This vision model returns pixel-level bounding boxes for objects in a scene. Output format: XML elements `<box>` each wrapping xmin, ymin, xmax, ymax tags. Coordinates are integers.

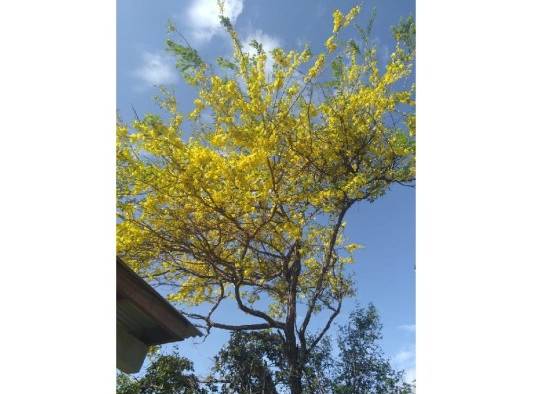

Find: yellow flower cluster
<box><xmin>332</xmin><ymin>9</ymin><xmax>343</xmax><ymax>33</ymax></box>
<box><xmin>343</xmin><ymin>6</ymin><xmax>361</xmax><ymax>27</ymax></box>
<box><xmin>325</xmin><ymin>35</ymin><xmax>337</xmax><ymax>53</ymax></box>
<box><xmin>304</xmin><ymin>54</ymin><xmax>325</xmax><ymax>82</ymax></box>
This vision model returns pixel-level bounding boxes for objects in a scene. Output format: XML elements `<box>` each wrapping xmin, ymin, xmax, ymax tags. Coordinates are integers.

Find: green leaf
<box><xmin>217</xmin><ymin>56</ymin><xmax>238</xmax><ymax>71</ymax></box>
<box><xmin>165</xmin><ymin>39</ymin><xmax>204</xmax><ymax>74</ymax></box>
<box><xmin>392</xmin><ymin>15</ymin><xmax>416</xmax><ymax>54</ymax></box>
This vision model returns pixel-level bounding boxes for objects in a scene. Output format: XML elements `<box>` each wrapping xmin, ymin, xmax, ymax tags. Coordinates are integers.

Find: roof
<box><xmin>117</xmin><ymin>257</ymin><xmax>201</xmax><ymax>342</ymax></box>
<box><xmin>117</xmin><ymin>257</ymin><xmax>201</xmax><ymax>372</ymax></box>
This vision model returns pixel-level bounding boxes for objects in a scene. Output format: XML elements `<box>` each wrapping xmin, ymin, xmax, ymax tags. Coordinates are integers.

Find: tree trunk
<box><xmin>285</xmin><ymin>321</ymin><xmax>302</xmax><ymax>394</ymax></box>
<box><xmin>288</xmin><ymin>372</ymin><xmax>303</xmax><ymax>394</ymax></box>
<box><xmin>286</xmin><ymin>345</ymin><xmax>303</xmax><ymax>394</ymax></box>
<box><xmin>286</xmin><ymin>242</ymin><xmax>303</xmax><ymax>394</ymax></box>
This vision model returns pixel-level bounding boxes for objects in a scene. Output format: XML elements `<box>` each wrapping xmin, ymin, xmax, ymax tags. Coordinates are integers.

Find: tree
<box><xmin>209</xmin><ymin>331</ymin><xmax>283</xmax><ymax>393</ymax></box>
<box><xmin>334</xmin><ymin>305</ymin><xmax>413</xmax><ymax>394</ymax></box>
<box><xmin>209</xmin><ymin>331</ymin><xmax>334</xmax><ymax>393</ymax></box>
<box><xmin>116</xmin><ymin>349</ymin><xmax>206</xmax><ymax>394</ymax></box>
<box><xmin>117</xmin><ymin>4</ymin><xmax>415</xmax><ymax>393</ymax></box>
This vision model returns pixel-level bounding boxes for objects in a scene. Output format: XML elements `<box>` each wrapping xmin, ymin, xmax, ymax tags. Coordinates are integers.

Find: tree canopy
<box><xmin>117</xmin><ymin>4</ymin><xmax>415</xmax><ymax>393</ymax></box>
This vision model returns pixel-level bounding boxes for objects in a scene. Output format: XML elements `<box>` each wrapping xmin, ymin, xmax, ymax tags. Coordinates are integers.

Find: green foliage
<box><xmin>117</xmin><ymin>373</ymin><xmax>142</xmax><ymax>394</ymax></box>
<box><xmin>216</xmin><ymin>57</ymin><xmax>238</xmax><ymax>71</ymax></box>
<box><xmin>331</xmin><ymin>56</ymin><xmax>345</xmax><ymax>81</ymax></box>
<box><xmin>301</xmin><ymin>335</ymin><xmax>336</xmax><ymax>394</ymax></box>
<box><xmin>208</xmin><ymin>331</ymin><xmax>335</xmax><ymax>393</ymax></box>
<box><xmin>165</xmin><ymin>39</ymin><xmax>204</xmax><ymax>76</ymax></box>
<box><xmin>334</xmin><ymin>305</ymin><xmax>414</xmax><ymax>394</ymax></box>
<box><xmin>249</xmin><ymin>39</ymin><xmax>264</xmax><ymax>55</ymax></box>
<box><xmin>210</xmin><ymin>331</ymin><xmax>284</xmax><ymax>393</ymax></box>
<box><xmin>346</xmin><ymin>39</ymin><xmax>361</xmax><ymax>57</ymax></box>
<box><xmin>117</xmin><ymin>349</ymin><xmax>206</xmax><ymax>394</ymax></box>
<box><xmin>208</xmin><ymin>305</ymin><xmax>413</xmax><ymax>394</ymax></box>
<box><xmin>392</xmin><ymin>16</ymin><xmax>416</xmax><ymax>54</ymax></box>
<box><xmin>354</xmin><ymin>7</ymin><xmax>377</xmax><ymax>49</ymax></box>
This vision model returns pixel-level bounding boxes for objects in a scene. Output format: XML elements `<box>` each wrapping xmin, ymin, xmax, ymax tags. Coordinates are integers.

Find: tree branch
<box><xmin>234</xmin><ymin>283</ymin><xmax>285</xmax><ymax>329</ymax></box>
<box><xmin>300</xmin><ymin>202</ymin><xmax>352</xmax><ymax>337</ymax></box>
<box><xmin>183</xmin><ymin>312</ymin><xmax>274</xmax><ymax>332</ymax></box>
<box><xmin>308</xmin><ymin>298</ymin><xmax>342</xmax><ymax>353</ymax></box>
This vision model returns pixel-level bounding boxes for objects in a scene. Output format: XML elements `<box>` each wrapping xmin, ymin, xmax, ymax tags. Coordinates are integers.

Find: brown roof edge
<box><xmin>117</xmin><ymin>256</ymin><xmax>202</xmax><ymax>340</ymax></box>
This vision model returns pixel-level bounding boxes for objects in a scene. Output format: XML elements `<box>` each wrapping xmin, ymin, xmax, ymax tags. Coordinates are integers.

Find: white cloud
<box><xmin>392</xmin><ymin>344</ymin><xmax>416</xmax><ymax>385</ymax></box>
<box><xmin>187</xmin><ymin>0</ymin><xmax>243</xmax><ymax>43</ymax></box>
<box><xmin>393</xmin><ymin>349</ymin><xmax>415</xmax><ymax>364</ymax></box>
<box><xmin>134</xmin><ymin>52</ymin><xmax>178</xmax><ymax>86</ymax></box>
<box><xmin>398</xmin><ymin>324</ymin><xmax>416</xmax><ymax>333</ymax></box>
<box><xmin>404</xmin><ymin>367</ymin><xmax>416</xmax><ymax>384</ymax></box>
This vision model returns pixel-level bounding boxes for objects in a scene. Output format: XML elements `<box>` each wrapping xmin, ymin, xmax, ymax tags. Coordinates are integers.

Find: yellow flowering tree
<box><xmin>117</xmin><ymin>4</ymin><xmax>415</xmax><ymax>393</ymax></box>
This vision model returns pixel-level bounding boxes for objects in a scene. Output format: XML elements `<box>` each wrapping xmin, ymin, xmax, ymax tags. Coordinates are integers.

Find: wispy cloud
<box><xmin>186</xmin><ymin>0</ymin><xmax>244</xmax><ymax>44</ymax></box>
<box><xmin>404</xmin><ymin>367</ymin><xmax>416</xmax><ymax>384</ymax></box>
<box><xmin>398</xmin><ymin>324</ymin><xmax>416</xmax><ymax>333</ymax></box>
<box><xmin>185</xmin><ymin>1</ymin><xmax>280</xmax><ymax>76</ymax></box>
<box><xmin>393</xmin><ymin>348</ymin><xmax>415</xmax><ymax>364</ymax></box>
<box><xmin>134</xmin><ymin>51</ymin><xmax>178</xmax><ymax>86</ymax></box>
<box><xmin>392</xmin><ymin>344</ymin><xmax>416</xmax><ymax>384</ymax></box>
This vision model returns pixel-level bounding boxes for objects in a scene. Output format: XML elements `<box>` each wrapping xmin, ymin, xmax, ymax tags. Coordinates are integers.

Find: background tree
<box><xmin>334</xmin><ymin>304</ymin><xmax>413</xmax><ymax>394</ymax></box>
<box><xmin>117</xmin><ymin>372</ymin><xmax>142</xmax><ymax>394</ymax></box>
<box><xmin>209</xmin><ymin>331</ymin><xmax>334</xmax><ymax>393</ymax></box>
<box><xmin>209</xmin><ymin>331</ymin><xmax>283</xmax><ymax>393</ymax></box>
<box><xmin>116</xmin><ymin>349</ymin><xmax>206</xmax><ymax>394</ymax></box>
<box><xmin>117</xmin><ymin>4</ymin><xmax>415</xmax><ymax>393</ymax></box>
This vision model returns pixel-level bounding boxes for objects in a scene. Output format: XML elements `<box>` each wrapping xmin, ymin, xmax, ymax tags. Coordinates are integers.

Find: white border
<box><xmin>418</xmin><ymin>0</ymin><xmax>533</xmax><ymax>392</ymax></box>
<box><xmin>0</xmin><ymin>0</ymin><xmax>116</xmax><ymax>392</ymax></box>
<box><xmin>1</xmin><ymin>0</ymin><xmax>533</xmax><ymax>392</ymax></box>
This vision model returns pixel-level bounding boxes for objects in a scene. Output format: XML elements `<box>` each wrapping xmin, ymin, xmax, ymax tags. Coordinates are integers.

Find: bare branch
<box><xmin>234</xmin><ymin>283</ymin><xmax>285</xmax><ymax>329</ymax></box>
<box><xmin>183</xmin><ymin>312</ymin><xmax>273</xmax><ymax>332</ymax></box>
<box><xmin>300</xmin><ymin>202</ymin><xmax>352</xmax><ymax>337</ymax></box>
<box><xmin>308</xmin><ymin>299</ymin><xmax>342</xmax><ymax>353</ymax></box>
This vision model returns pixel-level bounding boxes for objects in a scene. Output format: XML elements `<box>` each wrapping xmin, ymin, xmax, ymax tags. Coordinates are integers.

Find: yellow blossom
<box><xmin>332</xmin><ymin>9</ymin><xmax>343</xmax><ymax>33</ymax></box>
<box><xmin>343</xmin><ymin>6</ymin><xmax>361</xmax><ymax>27</ymax></box>
<box><xmin>325</xmin><ymin>35</ymin><xmax>337</xmax><ymax>53</ymax></box>
<box><xmin>304</xmin><ymin>54</ymin><xmax>325</xmax><ymax>82</ymax></box>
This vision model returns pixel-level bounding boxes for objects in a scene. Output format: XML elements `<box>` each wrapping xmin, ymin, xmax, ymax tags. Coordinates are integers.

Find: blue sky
<box><xmin>117</xmin><ymin>0</ymin><xmax>415</xmax><ymax>382</ymax></box>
